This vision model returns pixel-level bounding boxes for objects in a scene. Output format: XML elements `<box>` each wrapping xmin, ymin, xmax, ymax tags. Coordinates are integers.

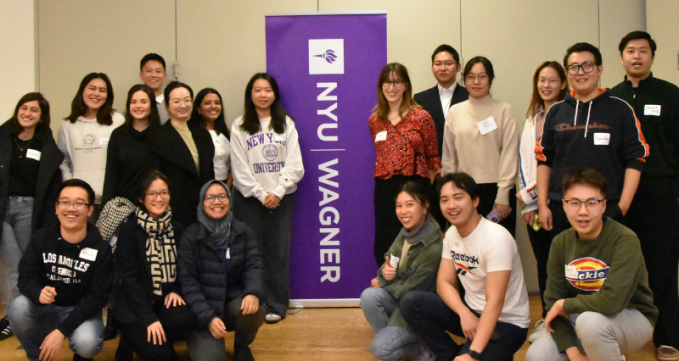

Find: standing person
<box><xmin>58</xmin><ymin>72</ymin><xmax>125</xmax><ymax>219</ymax></box>
<box><xmin>190</xmin><ymin>88</ymin><xmax>232</xmax><ymax>187</ymax></box>
<box><xmin>179</xmin><ymin>180</ymin><xmax>266</xmax><ymax>361</ymax></box>
<box><xmin>112</xmin><ymin>170</ymin><xmax>195</xmax><ymax>361</ymax></box>
<box><xmin>369</xmin><ymin>63</ymin><xmax>441</xmax><ymax>266</ymax></box>
<box><xmin>441</xmin><ymin>56</ymin><xmax>519</xmax><ymax>236</ymax></box>
<box><xmin>9</xmin><ymin>179</ymin><xmax>113</xmax><ymax>361</ymax></box>
<box><xmin>139</xmin><ymin>53</ymin><xmax>169</xmax><ymax>124</ymax></box>
<box><xmin>401</xmin><ymin>173</ymin><xmax>530</xmax><ymax>361</ymax></box>
<box><xmin>102</xmin><ymin>84</ymin><xmax>161</xmax><ymax>206</ymax></box>
<box><xmin>536</xmin><ymin>42</ymin><xmax>649</xmax><ymax>239</ymax></box>
<box><xmin>0</xmin><ymin>93</ymin><xmax>64</xmax><ymax>341</ymax></box>
<box><xmin>526</xmin><ymin>169</ymin><xmax>657</xmax><ymax>361</ymax></box>
<box><xmin>610</xmin><ymin>31</ymin><xmax>679</xmax><ymax>360</ymax></box>
<box><xmin>518</xmin><ymin>61</ymin><xmax>569</xmax><ymax>336</ymax></box>
<box><xmin>361</xmin><ymin>181</ymin><xmax>442</xmax><ymax>361</ymax></box>
<box><xmin>147</xmin><ymin>81</ymin><xmax>214</xmax><ymax>227</ymax></box>
<box><xmin>230</xmin><ymin>72</ymin><xmax>304</xmax><ymax>323</ymax></box>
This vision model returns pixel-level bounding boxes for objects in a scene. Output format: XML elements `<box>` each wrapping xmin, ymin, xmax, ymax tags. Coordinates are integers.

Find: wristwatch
<box><xmin>468</xmin><ymin>350</ymin><xmax>482</xmax><ymax>360</ymax></box>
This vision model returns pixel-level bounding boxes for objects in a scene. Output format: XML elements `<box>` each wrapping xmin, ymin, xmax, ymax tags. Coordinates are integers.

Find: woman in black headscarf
<box><xmin>179</xmin><ymin>180</ymin><xmax>266</xmax><ymax>361</ymax></box>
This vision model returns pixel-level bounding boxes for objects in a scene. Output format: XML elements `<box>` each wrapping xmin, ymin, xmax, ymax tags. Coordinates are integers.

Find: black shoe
<box><xmin>0</xmin><ymin>317</ymin><xmax>12</xmax><ymax>341</ymax></box>
<box><xmin>115</xmin><ymin>336</ymin><xmax>134</xmax><ymax>361</ymax></box>
<box><xmin>72</xmin><ymin>354</ymin><xmax>92</xmax><ymax>361</ymax></box>
<box><xmin>234</xmin><ymin>343</ymin><xmax>255</xmax><ymax>361</ymax></box>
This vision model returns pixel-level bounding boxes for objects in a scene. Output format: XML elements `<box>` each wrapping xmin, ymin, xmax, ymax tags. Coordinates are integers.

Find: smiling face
<box><xmin>140</xmin><ymin>60</ymin><xmax>166</xmax><ymax>95</ymax></box>
<box><xmin>563</xmin><ymin>184</ymin><xmax>606</xmax><ymax>240</ymax></box>
<box><xmin>141</xmin><ymin>179</ymin><xmax>170</xmax><ymax>219</ymax></box>
<box><xmin>621</xmin><ymin>38</ymin><xmax>654</xmax><ymax>81</ymax></box>
<box><xmin>167</xmin><ymin>87</ymin><xmax>193</xmax><ymax>122</ymax></box>
<box><xmin>439</xmin><ymin>181</ymin><xmax>479</xmax><ymax>232</ymax></box>
<box><xmin>537</xmin><ymin>66</ymin><xmax>567</xmax><ymax>104</ymax></box>
<box><xmin>129</xmin><ymin>90</ymin><xmax>151</xmax><ymax>121</ymax></box>
<box><xmin>203</xmin><ymin>183</ymin><xmax>230</xmax><ymax>220</ymax></box>
<box><xmin>56</xmin><ymin>186</ymin><xmax>93</xmax><ymax>232</ymax></box>
<box><xmin>17</xmin><ymin>100</ymin><xmax>41</xmax><ymax>133</ymax></box>
<box><xmin>567</xmin><ymin>51</ymin><xmax>603</xmax><ymax>97</ymax></box>
<box><xmin>251</xmin><ymin>78</ymin><xmax>275</xmax><ymax>114</ymax></box>
<box><xmin>432</xmin><ymin>51</ymin><xmax>460</xmax><ymax>88</ymax></box>
<box><xmin>198</xmin><ymin>93</ymin><xmax>222</xmax><ymax>123</ymax></box>
<box><xmin>82</xmin><ymin>78</ymin><xmax>108</xmax><ymax>115</ymax></box>
<box><xmin>465</xmin><ymin>62</ymin><xmax>490</xmax><ymax>99</ymax></box>
<box><xmin>381</xmin><ymin>71</ymin><xmax>406</xmax><ymax>105</ymax></box>
<box><xmin>395</xmin><ymin>191</ymin><xmax>429</xmax><ymax>231</ymax></box>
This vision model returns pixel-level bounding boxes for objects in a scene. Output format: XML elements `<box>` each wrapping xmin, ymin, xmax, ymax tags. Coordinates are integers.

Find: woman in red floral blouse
<box><xmin>369</xmin><ymin>63</ymin><xmax>441</xmax><ymax>266</ymax></box>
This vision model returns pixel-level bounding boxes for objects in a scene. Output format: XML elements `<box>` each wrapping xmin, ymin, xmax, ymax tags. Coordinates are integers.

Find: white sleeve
<box><xmin>273</xmin><ymin>118</ymin><xmax>305</xmax><ymax>200</ymax></box>
<box><xmin>518</xmin><ymin>118</ymin><xmax>538</xmax><ymax>211</ymax></box>
<box><xmin>441</xmin><ymin>110</ymin><xmax>458</xmax><ymax>176</ymax></box>
<box><xmin>483</xmin><ymin>228</ymin><xmax>516</xmax><ymax>273</ymax></box>
<box><xmin>230</xmin><ymin>118</ymin><xmax>268</xmax><ymax>203</ymax></box>
<box><xmin>441</xmin><ymin>231</ymin><xmax>454</xmax><ymax>259</ymax></box>
<box><xmin>57</xmin><ymin>125</ymin><xmax>73</xmax><ymax>180</ymax></box>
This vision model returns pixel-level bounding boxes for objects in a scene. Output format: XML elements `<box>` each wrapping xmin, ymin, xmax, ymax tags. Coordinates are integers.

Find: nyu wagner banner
<box><xmin>265</xmin><ymin>12</ymin><xmax>386</xmax><ymax>304</ymax></box>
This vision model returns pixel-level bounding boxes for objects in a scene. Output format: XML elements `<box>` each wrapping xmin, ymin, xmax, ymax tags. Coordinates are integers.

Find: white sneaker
<box><xmin>265</xmin><ymin>313</ymin><xmax>282</xmax><ymax>323</ymax></box>
<box><xmin>527</xmin><ymin>319</ymin><xmax>545</xmax><ymax>343</ymax></box>
<box><xmin>658</xmin><ymin>345</ymin><xmax>679</xmax><ymax>361</ymax></box>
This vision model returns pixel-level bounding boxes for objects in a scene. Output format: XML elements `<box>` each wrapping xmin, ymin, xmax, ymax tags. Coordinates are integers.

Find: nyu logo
<box><xmin>309</xmin><ymin>39</ymin><xmax>344</xmax><ymax>75</ymax></box>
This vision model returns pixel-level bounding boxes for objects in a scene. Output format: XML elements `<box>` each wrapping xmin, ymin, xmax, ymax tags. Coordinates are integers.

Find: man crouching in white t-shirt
<box><xmin>401</xmin><ymin>172</ymin><xmax>530</xmax><ymax>361</ymax></box>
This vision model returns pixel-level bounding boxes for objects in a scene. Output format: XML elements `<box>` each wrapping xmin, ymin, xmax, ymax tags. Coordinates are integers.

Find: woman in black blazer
<box><xmin>0</xmin><ymin>92</ymin><xmax>63</xmax><ymax>339</ymax></box>
<box><xmin>147</xmin><ymin>81</ymin><xmax>214</xmax><ymax>226</ymax></box>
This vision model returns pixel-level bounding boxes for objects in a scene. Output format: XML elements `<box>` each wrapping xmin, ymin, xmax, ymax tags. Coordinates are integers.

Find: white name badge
<box><xmin>26</xmin><ymin>149</ymin><xmax>41</xmax><ymax>161</ymax></box>
<box><xmin>644</xmin><ymin>104</ymin><xmax>661</xmax><ymax>116</ymax></box>
<box><xmin>79</xmin><ymin>247</ymin><xmax>98</xmax><ymax>261</ymax></box>
<box><xmin>389</xmin><ymin>253</ymin><xmax>399</xmax><ymax>268</ymax></box>
<box><xmin>565</xmin><ymin>265</ymin><xmax>578</xmax><ymax>279</ymax></box>
<box><xmin>375</xmin><ymin>131</ymin><xmax>387</xmax><ymax>142</ymax></box>
<box><xmin>99</xmin><ymin>138</ymin><xmax>110</xmax><ymax>147</ymax></box>
<box><xmin>226</xmin><ymin>248</ymin><xmax>231</xmax><ymax>259</ymax></box>
<box><xmin>594</xmin><ymin>133</ymin><xmax>610</xmax><ymax>145</ymax></box>
<box><xmin>476</xmin><ymin>116</ymin><xmax>498</xmax><ymax>135</ymax></box>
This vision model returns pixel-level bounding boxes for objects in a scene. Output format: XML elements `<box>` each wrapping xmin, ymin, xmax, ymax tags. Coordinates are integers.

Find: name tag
<box><xmin>375</xmin><ymin>131</ymin><xmax>387</xmax><ymax>142</ymax></box>
<box><xmin>476</xmin><ymin>116</ymin><xmax>498</xmax><ymax>135</ymax></box>
<box><xmin>99</xmin><ymin>138</ymin><xmax>109</xmax><ymax>147</ymax></box>
<box><xmin>644</xmin><ymin>104</ymin><xmax>661</xmax><ymax>116</ymax></box>
<box><xmin>593</xmin><ymin>133</ymin><xmax>610</xmax><ymax>145</ymax></box>
<box><xmin>26</xmin><ymin>149</ymin><xmax>41</xmax><ymax>161</ymax></box>
<box><xmin>79</xmin><ymin>247</ymin><xmax>98</xmax><ymax>261</ymax></box>
<box><xmin>389</xmin><ymin>254</ymin><xmax>399</xmax><ymax>268</ymax></box>
<box><xmin>226</xmin><ymin>248</ymin><xmax>231</xmax><ymax>259</ymax></box>
<box><xmin>565</xmin><ymin>265</ymin><xmax>578</xmax><ymax>279</ymax></box>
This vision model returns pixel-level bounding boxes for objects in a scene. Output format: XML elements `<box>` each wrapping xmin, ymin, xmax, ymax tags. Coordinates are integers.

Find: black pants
<box><xmin>626</xmin><ymin>195</ymin><xmax>679</xmax><ymax>348</ymax></box>
<box><xmin>476</xmin><ymin>183</ymin><xmax>516</xmax><ymax>238</ymax></box>
<box><xmin>373</xmin><ymin>175</ymin><xmax>434</xmax><ymax>266</ymax></box>
<box><xmin>119</xmin><ymin>304</ymin><xmax>195</xmax><ymax>361</ymax></box>
<box><xmin>526</xmin><ymin>224</ymin><xmax>551</xmax><ymax>316</ymax></box>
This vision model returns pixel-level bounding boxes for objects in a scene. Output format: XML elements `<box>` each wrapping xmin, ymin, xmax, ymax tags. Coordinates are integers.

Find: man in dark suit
<box><xmin>414</xmin><ymin>45</ymin><xmax>469</xmax><ymax>157</ymax></box>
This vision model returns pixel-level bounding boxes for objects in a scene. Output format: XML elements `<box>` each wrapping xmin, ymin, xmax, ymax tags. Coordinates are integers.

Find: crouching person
<box><xmin>526</xmin><ymin>169</ymin><xmax>658</xmax><ymax>361</ymax></box>
<box><xmin>9</xmin><ymin>179</ymin><xmax>113</xmax><ymax>361</ymax></box>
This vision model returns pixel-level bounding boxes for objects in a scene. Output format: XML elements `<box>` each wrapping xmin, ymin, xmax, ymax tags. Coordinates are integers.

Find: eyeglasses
<box><xmin>57</xmin><ymin>201</ymin><xmax>90</xmax><ymax>209</ymax></box>
<box><xmin>204</xmin><ymin>193</ymin><xmax>228</xmax><ymax>203</ymax></box>
<box><xmin>563</xmin><ymin>198</ymin><xmax>605</xmax><ymax>210</ymax></box>
<box><xmin>465</xmin><ymin>73</ymin><xmax>488</xmax><ymax>83</ymax></box>
<box><xmin>146</xmin><ymin>191</ymin><xmax>170</xmax><ymax>200</ymax></box>
<box><xmin>433</xmin><ymin>61</ymin><xmax>455</xmax><ymax>68</ymax></box>
<box><xmin>566</xmin><ymin>61</ymin><xmax>595</xmax><ymax>75</ymax></box>
<box><xmin>169</xmin><ymin>98</ymin><xmax>192</xmax><ymax>106</ymax></box>
<box><xmin>538</xmin><ymin>78</ymin><xmax>561</xmax><ymax>86</ymax></box>
<box><xmin>382</xmin><ymin>80</ymin><xmax>405</xmax><ymax>88</ymax></box>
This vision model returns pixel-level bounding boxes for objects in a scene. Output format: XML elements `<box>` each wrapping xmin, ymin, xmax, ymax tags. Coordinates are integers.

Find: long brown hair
<box><xmin>65</xmin><ymin>72</ymin><xmax>115</xmax><ymax>125</ymax></box>
<box><xmin>122</xmin><ymin>84</ymin><xmax>160</xmax><ymax>134</ymax></box>
<box><xmin>10</xmin><ymin>92</ymin><xmax>52</xmax><ymax>139</ymax></box>
<box><xmin>373</xmin><ymin>63</ymin><xmax>420</xmax><ymax>121</ymax></box>
<box><xmin>526</xmin><ymin>61</ymin><xmax>569</xmax><ymax>118</ymax></box>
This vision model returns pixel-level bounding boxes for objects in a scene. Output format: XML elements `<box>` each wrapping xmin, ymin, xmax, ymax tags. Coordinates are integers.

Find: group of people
<box><xmin>0</xmin><ymin>53</ymin><xmax>303</xmax><ymax>361</ymax></box>
<box><xmin>363</xmin><ymin>31</ymin><xmax>679</xmax><ymax>361</ymax></box>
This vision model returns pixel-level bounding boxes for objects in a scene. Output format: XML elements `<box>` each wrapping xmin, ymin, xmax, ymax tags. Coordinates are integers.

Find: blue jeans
<box><xmin>360</xmin><ymin>287</ymin><xmax>421</xmax><ymax>360</ymax></box>
<box><xmin>8</xmin><ymin>295</ymin><xmax>104</xmax><ymax>361</ymax></box>
<box><xmin>1</xmin><ymin>196</ymin><xmax>34</xmax><ymax>316</ymax></box>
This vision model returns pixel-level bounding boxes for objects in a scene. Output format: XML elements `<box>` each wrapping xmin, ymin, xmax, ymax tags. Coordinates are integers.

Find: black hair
<box><xmin>619</xmin><ymin>31</ymin><xmax>656</xmax><ymax>57</ymax></box>
<box><xmin>431</xmin><ymin>44</ymin><xmax>460</xmax><ymax>64</ymax></box>
<box><xmin>122</xmin><ymin>84</ymin><xmax>160</xmax><ymax>133</ymax></box>
<box><xmin>135</xmin><ymin>170</ymin><xmax>171</xmax><ymax>206</ymax></box>
<box><xmin>58</xmin><ymin>179</ymin><xmax>95</xmax><ymax>205</ymax></box>
<box><xmin>396</xmin><ymin>181</ymin><xmax>431</xmax><ymax>209</ymax></box>
<box><xmin>164</xmin><ymin>81</ymin><xmax>194</xmax><ymax>106</ymax></box>
<box><xmin>190</xmin><ymin>88</ymin><xmax>230</xmax><ymax>138</ymax></box>
<box><xmin>241</xmin><ymin>73</ymin><xmax>290</xmax><ymax>135</ymax></box>
<box><xmin>562</xmin><ymin>169</ymin><xmax>607</xmax><ymax>197</ymax></box>
<box><xmin>462</xmin><ymin>56</ymin><xmax>495</xmax><ymax>88</ymax></box>
<box><xmin>564</xmin><ymin>42</ymin><xmax>603</xmax><ymax>67</ymax></box>
<box><xmin>65</xmin><ymin>72</ymin><xmax>115</xmax><ymax>125</ymax></box>
<box><xmin>140</xmin><ymin>53</ymin><xmax>166</xmax><ymax>72</ymax></box>
<box><xmin>439</xmin><ymin>172</ymin><xmax>480</xmax><ymax>202</ymax></box>
<box><xmin>10</xmin><ymin>92</ymin><xmax>52</xmax><ymax>139</ymax></box>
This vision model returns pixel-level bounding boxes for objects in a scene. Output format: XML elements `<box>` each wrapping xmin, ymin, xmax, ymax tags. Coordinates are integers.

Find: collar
<box><xmin>438</xmin><ymin>82</ymin><xmax>457</xmax><ymax>95</ymax></box>
<box><xmin>156</xmin><ymin>93</ymin><xmax>165</xmax><ymax>104</ymax></box>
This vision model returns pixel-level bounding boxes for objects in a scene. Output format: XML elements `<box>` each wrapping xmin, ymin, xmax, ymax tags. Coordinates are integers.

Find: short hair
<box><xmin>58</xmin><ymin>179</ymin><xmax>95</xmax><ymax>205</ymax></box>
<box><xmin>65</xmin><ymin>73</ymin><xmax>115</xmax><ymax>126</ymax></box>
<box><xmin>122</xmin><ymin>84</ymin><xmax>160</xmax><ymax>133</ymax></box>
<box><xmin>140</xmin><ymin>53</ymin><xmax>166</xmax><ymax>72</ymax></box>
<box><xmin>564</xmin><ymin>42</ymin><xmax>602</xmax><ymax>68</ymax></box>
<box><xmin>191</xmin><ymin>87</ymin><xmax>229</xmax><ymax>138</ymax></box>
<box><xmin>431</xmin><ymin>44</ymin><xmax>460</xmax><ymax>64</ymax></box>
<box><xmin>619</xmin><ymin>31</ymin><xmax>657</xmax><ymax>57</ymax></box>
<box><xmin>373</xmin><ymin>63</ymin><xmax>420</xmax><ymax>122</ymax></box>
<box><xmin>462</xmin><ymin>56</ymin><xmax>495</xmax><ymax>88</ymax></box>
<box><xmin>396</xmin><ymin>181</ymin><xmax>431</xmax><ymax>208</ymax></box>
<box><xmin>562</xmin><ymin>169</ymin><xmax>607</xmax><ymax>197</ymax></box>
<box><xmin>10</xmin><ymin>92</ymin><xmax>52</xmax><ymax>139</ymax></box>
<box><xmin>439</xmin><ymin>172</ymin><xmax>480</xmax><ymax>202</ymax></box>
<box><xmin>135</xmin><ymin>170</ymin><xmax>171</xmax><ymax>206</ymax></box>
<box><xmin>163</xmin><ymin>81</ymin><xmax>194</xmax><ymax>107</ymax></box>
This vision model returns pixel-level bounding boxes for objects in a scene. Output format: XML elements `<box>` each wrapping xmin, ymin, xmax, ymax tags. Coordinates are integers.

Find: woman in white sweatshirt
<box><xmin>230</xmin><ymin>73</ymin><xmax>304</xmax><ymax>324</ymax></box>
<box><xmin>58</xmin><ymin>73</ymin><xmax>124</xmax><ymax>218</ymax></box>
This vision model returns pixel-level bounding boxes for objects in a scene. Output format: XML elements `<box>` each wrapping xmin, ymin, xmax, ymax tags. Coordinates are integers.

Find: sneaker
<box><xmin>265</xmin><ymin>313</ymin><xmax>282</xmax><ymax>324</ymax></box>
<box><xmin>527</xmin><ymin>319</ymin><xmax>544</xmax><ymax>343</ymax></box>
<box><xmin>620</xmin><ymin>354</ymin><xmax>626</xmax><ymax>361</ymax></box>
<box><xmin>658</xmin><ymin>345</ymin><xmax>679</xmax><ymax>361</ymax></box>
<box><xmin>0</xmin><ymin>317</ymin><xmax>12</xmax><ymax>341</ymax></box>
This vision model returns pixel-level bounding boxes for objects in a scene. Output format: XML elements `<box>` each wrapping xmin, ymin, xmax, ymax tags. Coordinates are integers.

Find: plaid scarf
<box><xmin>136</xmin><ymin>207</ymin><xmax>176</xmax><ymax>296</ymax></box>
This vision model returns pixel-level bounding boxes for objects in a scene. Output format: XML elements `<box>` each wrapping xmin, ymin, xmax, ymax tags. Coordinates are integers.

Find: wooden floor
<box><xmin>0</xmin><ymin>297</ymin><xmax>658</xmax><ymax>360</ymax></box>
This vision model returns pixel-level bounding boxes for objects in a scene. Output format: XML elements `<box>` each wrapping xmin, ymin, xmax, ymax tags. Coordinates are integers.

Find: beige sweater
<box><xmin>441</xmin><ymin>95</ymin><xmax>518</xmax><ymax>205</ymax></box>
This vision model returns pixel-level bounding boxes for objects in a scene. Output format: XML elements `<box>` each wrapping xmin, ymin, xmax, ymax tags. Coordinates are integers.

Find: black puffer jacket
<box><xmin>178</xmin><ymin>218</ymin><xmax>265</xmax><ymax>328</ymax></box>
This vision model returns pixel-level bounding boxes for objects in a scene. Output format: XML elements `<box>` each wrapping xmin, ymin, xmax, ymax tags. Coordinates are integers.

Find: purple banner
<box><xmin>265</xmin><ymin>13</ymin><xmax>386</xmax><ymax>301</ymax></box>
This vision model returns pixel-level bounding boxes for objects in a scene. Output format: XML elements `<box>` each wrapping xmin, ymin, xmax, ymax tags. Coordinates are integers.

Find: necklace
<box><xmin>388</xmin><ymin>114</ymin><xmax>401</xmax><ymax>124</ymax></box>
<box><xmin>14</xmin><ymin>136</ymin><xmax>32</xmax><ymax>154</ymax></box>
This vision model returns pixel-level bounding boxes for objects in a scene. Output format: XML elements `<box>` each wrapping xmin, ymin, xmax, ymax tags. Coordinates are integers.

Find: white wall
<box><xmin>647</xmin><ymin>0</ymin><xmax>679</xmax><ymax>85</ymax></box>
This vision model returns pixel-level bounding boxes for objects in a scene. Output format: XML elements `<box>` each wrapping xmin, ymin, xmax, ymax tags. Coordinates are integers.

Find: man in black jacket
<box><xmin>610</xmin><ymin>31</ymin><xmax>679</xmax><ymax>361</ymax></box>
<box><xmin>9</xmin><ymin>179</ymin><xmax>113</xmax><ymax>361</ymax></box>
